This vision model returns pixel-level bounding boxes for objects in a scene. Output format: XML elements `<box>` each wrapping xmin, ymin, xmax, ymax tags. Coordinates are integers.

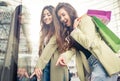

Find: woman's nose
<box><xmin>44</xmin><ymin>15</ymin><xmax>48</xmax><ymax>19</ymax></box>
<box><xmin>60</xmin><ymin>16</ymin><xmax>65</xmax><ymax>22</ymax></box>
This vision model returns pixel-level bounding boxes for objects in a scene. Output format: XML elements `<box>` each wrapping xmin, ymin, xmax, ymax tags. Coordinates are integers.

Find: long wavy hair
<box><xmin>39</xmin><ymin>5</ymin><xmax>62</xmax><ymax>56</ymax></box>
<box><xmin>55</xmin><ymin>2</ymin><xmax>78</xmax><ymax>53</ymax></box>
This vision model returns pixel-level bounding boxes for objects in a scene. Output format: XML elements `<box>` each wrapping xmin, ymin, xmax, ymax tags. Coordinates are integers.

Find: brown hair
<box><xmin>39</xmin><ymin>5</ymin><xmax>62</xmax><ymax>55</ymax></box>
<box><xmin>0</xmin><ymin>1</ymin><xmax>8</xmax><ymax>6</ymax></box>
<box><xmin>55</xmin><ymin>2</ymin><xmax>78</xmax><ymax>53</ymax></box>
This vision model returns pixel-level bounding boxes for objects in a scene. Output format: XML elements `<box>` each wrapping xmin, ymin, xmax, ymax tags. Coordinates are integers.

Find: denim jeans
<box><xmin>42</xmin><ymin>61</ymin><xmax>50</xmax><ymax>81</ymax></box>
<box><xmin>17</xmin><ymin>76</ymin><xmax>37</xmax><ymax>81</ymax></box>
<box><xmin>88</xmin><ymin>55</ymin><xmax>118</xmax><ymax>81</ymax></box>
<box><xmin>17</xmin><ymin>61</ymin><xmax>50</xmax><ymax>81</ymax></box>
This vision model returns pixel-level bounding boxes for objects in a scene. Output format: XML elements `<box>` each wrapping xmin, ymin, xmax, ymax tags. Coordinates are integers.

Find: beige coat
<box><xmin>69</xmin><ymin>15</ymin><xmax>120</xmax><ymax>81</ymax></box>
<box><xmin>36</xmin><ymin>35</ymin><xmax>69</xmax><ymax>81</ymax></box>
<box><xmin>36</xmin><ymin>15</ymin><xmax>120</xmax><ymax>81</ymax></box>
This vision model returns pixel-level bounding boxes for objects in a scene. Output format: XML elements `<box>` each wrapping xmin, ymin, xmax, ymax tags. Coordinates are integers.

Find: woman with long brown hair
<box><xmin>55</xmin><ymin>2</ymin><xmax>120</xmax><ymax>81</ymax></box>
<box><xmin>30</xmin><ymin>5</ymin><xmax>69</xmax><ymax>81</ymax></box>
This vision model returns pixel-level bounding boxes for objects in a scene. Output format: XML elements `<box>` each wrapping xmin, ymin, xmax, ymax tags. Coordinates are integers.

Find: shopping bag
<box><xmin>92</xmin><ymin>16</ymin><xmax>120</xmax><ymax>53</ymax></box>
<box><xmin>87</xmin><ymin>9</ymin><xmax>111</xmax><ymax>24</ymax></box>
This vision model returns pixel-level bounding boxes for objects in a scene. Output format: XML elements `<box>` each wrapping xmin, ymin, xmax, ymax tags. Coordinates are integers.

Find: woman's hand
<box><xmin>74</xmin><ymin>14</ymin><xmax>88</xmax><ymax>29</ymax></box>
<box><xmin>56</xmin><ymin>55</ymin><xmax>67</xmax><ymax>66</ymax></box>
<box><xmin>73</xmin><ymin>17</ymin><xmax>81</xmax><ymax>29</ymax></box>
<box><xmin>30</xmin><ymin>68</ymin><xmax>42</xmax><ymax>80</ymax></box>
<box><xmin>17</xmin><ymin>68</ymin><xmax>29</xmax><ymax>79</ymax></box>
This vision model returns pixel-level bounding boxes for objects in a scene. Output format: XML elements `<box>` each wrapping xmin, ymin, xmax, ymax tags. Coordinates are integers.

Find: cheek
<box><xmin>49</xmin><ymin>20</ymin><xmax>52</xmax><ymax>23</ymax></box>
<box><xmin>49</xmin><ymin>17</ymin><xmax>53</xmax><ymax>22</ymax></box>
<box><xmin>43</xmin><ymin>19</ymin><xmax>46</xmax><ymax>23</ymax></box>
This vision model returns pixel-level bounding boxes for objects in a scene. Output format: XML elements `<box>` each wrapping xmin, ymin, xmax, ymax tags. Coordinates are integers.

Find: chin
<box><xmin>67</xmin><ymin>23</ymin><xmax>71</xmax><ymax>27</ymax></box>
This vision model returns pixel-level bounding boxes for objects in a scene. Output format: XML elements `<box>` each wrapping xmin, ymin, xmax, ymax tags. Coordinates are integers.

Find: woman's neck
<box><xmin>66</xmin><ymin>26</ymin><xmax>73</xmax><ymax>33</ymax></box>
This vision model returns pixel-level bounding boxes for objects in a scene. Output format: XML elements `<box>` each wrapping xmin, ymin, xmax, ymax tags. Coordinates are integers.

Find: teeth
<box><xmin>63</xmin><ymin>20</ymin><xmax>67</xmax><ymax>26</ymax></box>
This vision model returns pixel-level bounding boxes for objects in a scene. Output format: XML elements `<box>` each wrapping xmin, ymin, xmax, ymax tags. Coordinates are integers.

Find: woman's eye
<box><xmin>47</xmin><ymin>13</ymin><xmax>51</xmax><ymax>16</ymax></box>
<box><xmin>62</xmin><ymin>13</ymin><xmax>65</xmax><ymax>16</ymax></box>
<box><xmin>48</xmin><ymin>15</ymin><xmax>50</xmax><ymax>16</ymax></box>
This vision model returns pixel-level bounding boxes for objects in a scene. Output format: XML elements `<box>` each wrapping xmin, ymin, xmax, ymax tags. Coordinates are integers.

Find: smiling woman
<box><xmin>0</xmin><ymin>0</ymin><xmax>120</xmax><ymax>81</ymax></box>
<box><xmin>20</xmin><ymin>0</ymin><xmax>120</xmax><ymax>80</ymax></box>
<box><xmin>42</xmin><ymin>9</ymin><xmax>53</xmax><ymax>25</ymax></box>
<box><xmin>23</xmin><ymin>0</ymin><xmax>120</xmax><ymax>45</ymax></box>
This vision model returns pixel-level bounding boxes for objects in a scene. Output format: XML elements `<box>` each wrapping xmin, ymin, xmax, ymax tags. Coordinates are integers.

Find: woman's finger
<box><xmin>24</xmin><ymin>72</ymin><xmax>29</xmax><ymax>78</ymax></box>
<box><xmin>56</xmin><ymin>58</ymin><xmax>61</xmax><ymax>66</ymax></box>
<box><xmin>30</xmin><ymin>72</ymin><xmax>35</xmax><ymax>78</ymax></box>
<box><xmin>59</xmin><ymin>59</ymin><xmax>67</xmax><ymax>66</ymax></box>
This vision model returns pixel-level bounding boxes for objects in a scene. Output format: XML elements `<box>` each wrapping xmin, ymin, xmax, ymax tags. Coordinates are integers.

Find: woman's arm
<box><xmin>71</xmin><ymin>15</ymin><xmax>96</xmax><ymax>50</ymax></box>
<box><xmin>56</xmin><ymin>48</ymin><xmax>76</xmax><ymax>66</ymax></box>
<box><xmin>36</xmin><ymin>35</ymin><xmax>57</xmax><ymax>69</ymax></box>
<box><xmin>30</xmin><ymin>35</ymin><xmax>57</xmax><ymax>79</ymax></box>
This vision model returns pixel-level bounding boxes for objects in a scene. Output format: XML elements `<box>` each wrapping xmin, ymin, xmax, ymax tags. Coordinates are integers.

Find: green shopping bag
<box><xmin>92</xmin><ymin>16</ymin><xmax>120</xmax><ymax>53</ymax></box>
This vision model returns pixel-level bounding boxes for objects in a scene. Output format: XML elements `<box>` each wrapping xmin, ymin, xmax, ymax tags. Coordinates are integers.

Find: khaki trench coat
<box><xmin>69</xmin><ymin>15</ymin><xmax>120</xmax><ymax>81</ymax></box>
<box><xmin>61</xmin><ymin>15</ymin><xmax>120</xmax><ymax>81</ymax></box>
<box><xmin>36</xmin><ymin>36</ymin><xmax>69</xmax><ymax>81</ymax></box>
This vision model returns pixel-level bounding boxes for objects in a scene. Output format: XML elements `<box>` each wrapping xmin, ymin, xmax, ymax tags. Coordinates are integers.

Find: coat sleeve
<box><xmin>18</xmin><ymin>57</ymin><xmax>27</xmax><ymax>68</ymax></box>
<box><xmin>36</xmin><ymin>35</ymin><xmax>57</xmax><ymax>70</ymax></box>
<box><xmin>70</xmin><ymin>15</ymin><xmax>97</xmax><ymax>50</ymax></box>
<box><xmin>18</xmin><ymin>55</ymin><xmax>31</xmax><ymax>69</ymax></box>
<box><xmin>71</xmin><ymin>15</ymin><xmax>120</xmax><ymax>76</ymax></box>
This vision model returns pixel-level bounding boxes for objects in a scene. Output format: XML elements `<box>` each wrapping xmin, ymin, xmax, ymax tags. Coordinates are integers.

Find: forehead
<box><xmin>43</xmin><ymin>9</ymin><xmax>50</xmax><ymax>14</ymax></box>
<box><xmin>58</xmin><ymin>8</ymin><xmax>67</xmax><ymax>15</ymax></box>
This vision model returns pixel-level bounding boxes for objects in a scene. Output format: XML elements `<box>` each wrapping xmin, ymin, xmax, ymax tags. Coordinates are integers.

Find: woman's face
<box><xmin>57</xmin><ymin>8</ymin><xmax>71</xmax><ymax>27</ymax></box>
<box><xmin>43</xmin><ymin>9</ymin><xmax>53</xmax><ymax>25</ymax></box>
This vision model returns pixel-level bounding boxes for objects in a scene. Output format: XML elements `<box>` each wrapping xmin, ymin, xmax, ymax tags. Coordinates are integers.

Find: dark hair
<box><xmin>55</xmin><ymin>2</ymin><xmax>78</xmax><ymax>53</ymax></box>
<box><xmin>56</xmin><ymin>2</ymin><xmax>78</xmax><ymax>27</ymax></box>
<box><xmin>0</xmin><ymin>1</ymin><xmax>8</xmax><ymax>6</ymax></box>
<box><xmin>39</xmin><ymin>5</ymin><xmax>62</xmax><ymax>55</ymax></box>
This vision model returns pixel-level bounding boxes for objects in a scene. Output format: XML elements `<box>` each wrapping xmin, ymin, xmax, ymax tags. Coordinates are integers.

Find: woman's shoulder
<box><xmin>80</xmin><ymin>14</ymin><xmax>92</xmax><ymax>20</ymax></box>
<box><xmin>48</xmin><ymin>35</ymin><xmax>56</xmax><ymax>43</ymax></box>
